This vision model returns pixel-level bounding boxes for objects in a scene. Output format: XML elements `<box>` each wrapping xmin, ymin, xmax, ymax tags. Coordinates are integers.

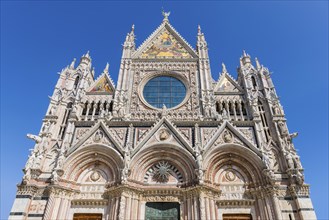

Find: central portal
<box><xmin>145</xmin><ymin>202</ymin><xmax>180</xmax><ymax>220</ymax></box>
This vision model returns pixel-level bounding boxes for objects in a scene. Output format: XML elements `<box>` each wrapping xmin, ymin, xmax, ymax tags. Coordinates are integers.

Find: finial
<box><xmin>243</xmin><ymin>50</ymin><xmax>247</xmax><ymax>57</ymax></box>
<box><xmin>198</xmin><ymin>25</ymin><xmax>202</xmax><ymax>34</ymax></box>
<box><xmin>131</xmin><ymin>24</ymin><xmax>135</xmax><ymax>33</ymax></box>
<box><xmin>255</xmin><ymin>57</ymin><xmax>261</xmax><ymax>69</ymax></box>
<box><xmin>83</xmin><ymin>50</ymin><xmax>91</xmax><ymax>60</ymax></box>
<box><xmin>70</xmin><ymin>58</ymin><xmax>76</xmax><ymax>69</ymax></box>
<box><xmin>104</xmin><ymin>62</ymin><xmax>109</xmax><ymax>73</ymax></box>
<box><xmin>162</xmin><ymin>9</ymin><xmax>170</xmax><ymax>22</ymax></box>
<box><xmin>222</xmin><ymin>62</ymin><xmax>227</xmax><ymax>73</ymax></box>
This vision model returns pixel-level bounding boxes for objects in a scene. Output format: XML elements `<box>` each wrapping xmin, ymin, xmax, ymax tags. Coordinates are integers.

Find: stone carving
<box><xmin>223</xmin><ymin>130</ymin><xmax>233</xmax><ymax>143</ymax></box>
<box><xmin>278</xmin><ymin>121</ymin><xmax>288</xmax><ymax>137</ymax></box>
<box><xmin>27</xmin><ymin>134</ymin><xmax>42</xmax><ymax>144</ymax></box>
<box><xmin>222</xmin><ymin>108</ymin><xmax>229</xmax><ymax>120</ymax></box>
<box><xmin>115</xmin><ymin>90</ymin><xmax>129</xmax><ymax>118</ymax></box>
<box><xmin>153</xmin><ymin>161</ymin><xmax>171</xmax><ymax>183</ymax></box>
<box><xmin>239</xmin><ymin>127</ymin><xmax>256</xmax><ymax>145</ymax></box>
<box><xmin>159</xmin><ymin>129</ymin><xmax>170</xmax><ymax>141</ymax></box>
<box><xmin>90</xmin><ymin>171</ymin><xmax>101</xmax><ymax>182</ymax></box>
<box><xmin>161</xmin><ymin>104</ymin><xmax>168</xmax><ymax>117</ymax></box>
<box><xmin>41</xmin><ymin>121</ymin><xmax>51</xmax><ymax>134</ymax></box>
<box><xmin>121</xmin><ymin>149</ymin><xmax>131</xmax><ymax>184</ymax></box>
<box><xmin>225</xmin><ymin>170</ymin><xmax>236</xmax><ymax>182</ymax></box>
<box><xmin>93</xmin><ymin>130</ymin><xmax>104</xmax><ymax>142</ymax></box>
<box><xmin>48</xmin><ymin>105</ymin><xmax>57</xmax><ymax>115</ymax></box>
<box><xmin>201</xmin><ymin>90</ymin><xmax>218</xmax><ymax>118</ymax></box>
<box><xmin>273</xmin><ymin>102</ymin><xmax>282</xmax><ymax>115</ymax></box>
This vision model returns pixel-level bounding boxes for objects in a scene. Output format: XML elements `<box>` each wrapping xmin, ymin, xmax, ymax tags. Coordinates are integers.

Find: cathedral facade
<box><xmin>10</xmin><ymin>13</ymin><xmax>316</xmax><ymax>220</ymax></box>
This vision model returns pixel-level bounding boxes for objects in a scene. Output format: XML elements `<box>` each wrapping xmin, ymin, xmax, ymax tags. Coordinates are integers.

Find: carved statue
<box><xmin>48</xmin><ymin>105</ymin><xmax>57</xmax><ymax>115</ymax></box>
<box><xmin>56</xmin><ymin>153</ymin><xmax>65</xmax><ymax>170</ymax></box>
<box><xmin>51</xmin><ymin>169</ymin><xmax>59</xmax><ymax>183</ymax></box>
<box><xmin>273</xmin><ymin>103</ymin><xmax>281</xmax><ymax>115</ymax></box>
<box><xmin>27</xmin><ymin>134</ymin><xmax>42</xmax><ymax>143</ymax></box>
<box><xmin>222</xmin><ymin>108</ymin><xmax>228</xmax><ymax>120</ymax></box>
<box><xmin>32</xmin><ymin>151</ymin><xmax>43</xmax><ymax>169</ymax></box>
<box><xmin>94</xmin><ymin>130</ymin><xmax>103</xmax><ymax>142</ymax></box>
<box><xmin>159</xmin><ymin>129</ymin><xmax>169</xmax><ymax>141</ymax></box>
<box><xmin>121</xmin><ymin>167</ymin><xmax>129</xmax><ymax>183</ymax></box>
<box><xmin>223</xmin><ymin>130</ymin><xmax>233</xmax><ymax>143</ymax></box>
<box><xmin>161</xmin><ymin>104</ymin><xmax>168</xmax><ymax>118</ymax></box>
<box><xmin>285</xmin><ymin>151</ymin><xmax>295</xmax><ymax>169</ymax></box>
<box><xmin>262</xmin><ymin>151</ymin><xmax>272</xmax><ymax>169</ymax></box>
<box><xmin>42</xmin><ymin>121</ymin><xmax>51</xmax><ymax>133</ymax></box>
<box><xmin>54</xmin><ymin>89</ymin><xmax>62</xmax><ymax>101</ymax></box>
<box><xmin>296</xmin><ymin>170</ymin><xmax>304</xmax><ymax>185</ymax></box>
<box><xmin>116</xmin><ymin>90</ymin><xmax>128</xmax><ymax>118</ymax></box>
<box><xmin>195</xmin><ymin>169</ymin><xmax>204</xmax><ymax>184</ymax></box>
<box><xmin>278</xmin><ymin>121</ymin><xmax>288</xmax><ymax>137</ymax></box>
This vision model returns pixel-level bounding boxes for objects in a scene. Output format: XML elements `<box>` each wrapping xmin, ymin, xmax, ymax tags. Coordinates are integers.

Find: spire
<box><xmin>222</xmin><ymin>62</ymin><xmax>228</xmax><ymax>73</ymax></box>
<box><xmin>255</xmin><ymin>57</ymin><xmax>261</xmax><ymax>70</ymax></box>
<box><xmin>131</xmin><ymin>24</ymin><xmax>135</xmax><ymax>34</ymax></box>
<box><xmin>69</xmin><ymin>58</ymin><xmax>76</xmax><ymax>69</ymax></box>
<box><xmin>85</xmin><ymin>50</ymin><xmax>91</xmax><ymax>59</ymax></box>
<box><xmin>104</xmin><ymin>62</ymin><xmax>109</xmax><ymax>73</ymax></box>
<box><xmin>92</xmin><ymin>67</ymin><xmax>95</xmax><ymax>77</ymax></box>
<box><xmin>197</xmin><ymin>24</ymin><xmax>206</xmax><ymax>43</ymax></box>
<box><xmin>240</xmin><ymin>50</ymin><xmax>251</xmax><ymax>66</ymax></box>
<box><xmin>162</xmin><ymin>10</ymin><xmax>170</xmax><ymax>23</ymax></box>
<box><xmin>79</xmin><ymin>51</ymin><xmax>92</xmax><ymax>67</ymax></box>
<box><xmin>243</xmin><ymin>50</ymin><xmax>247</xmax><ymax>57</ymax></box>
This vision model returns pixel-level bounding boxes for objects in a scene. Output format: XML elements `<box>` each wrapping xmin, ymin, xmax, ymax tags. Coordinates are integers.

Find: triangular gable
<box><xmin>133</xmin><ymin>117</ymin><xmax>193</xmax><ymax>155</ymax></box>
<box><xmin>204</xmin><ymin>121</ymin><xmax>261</xmax><ymax>157</ymax></box>
<box><xmin>214</xmin><ymin>72</ymin><xmax>243</xmax><ymax>94</ymax></box>
<box><xmin>87</xmin><ymin>73</ymin><xmax>115</xmax><ymax>94</ymax></box>
<box><xmin>133</xmin><ymin>22</ymin><xmax>198</xmax><ymax>59</ymax></box>
<box><xmin>67</xmin><ymin>121</ymin><xmax>123</xmax><ymax>156</ymax></box>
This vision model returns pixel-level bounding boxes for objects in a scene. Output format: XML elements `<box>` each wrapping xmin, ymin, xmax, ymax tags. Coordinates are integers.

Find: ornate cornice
<box><xmin>216</xmin><ymin>199</ymin><xmax>255</xmax><ymax>207</ymax></box>
<box><xmin>71</xmin><ymin>200</ymin><xmax>108</xmax><ymax>206</ymax></box>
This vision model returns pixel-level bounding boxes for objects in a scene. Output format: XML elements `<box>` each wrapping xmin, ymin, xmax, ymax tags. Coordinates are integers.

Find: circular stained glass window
<box><xmin>143</xmin><ymin>76</ymin><xmax>186</xmax><ymax>109</ymax></box>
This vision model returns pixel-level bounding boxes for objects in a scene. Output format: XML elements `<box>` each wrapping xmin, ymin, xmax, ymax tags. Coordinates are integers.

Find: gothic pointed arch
<box><xmin>203</xmin><ymin>144</ymin><xmax>266</xmax><ymax>186</ymax></box>
<box><xmin>63</xmin><ymin>144</ymin><xmax>123</xmax><ymax>183</ymax></box>
<box><xmin>129</xmin><ymin>144</ymin><xmax>196</xmax><ymax>185</ymax></box>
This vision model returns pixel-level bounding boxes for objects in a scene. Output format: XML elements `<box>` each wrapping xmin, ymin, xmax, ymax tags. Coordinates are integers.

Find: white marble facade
<box><xmin>9</xmin><ymin>13</ymin><xmax>316</xmax><ymax>220</ymax></box>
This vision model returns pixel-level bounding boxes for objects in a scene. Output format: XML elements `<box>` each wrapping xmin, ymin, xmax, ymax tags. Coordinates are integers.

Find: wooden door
<box><xmin>73</xmin><ymin>213</ymin><xmax>102</xmax><ymax>220</ymax></box>
<box><xmin>222</xmin><ymin>213</ymin><xmax>252</xmax><ymax>220</ymax></box>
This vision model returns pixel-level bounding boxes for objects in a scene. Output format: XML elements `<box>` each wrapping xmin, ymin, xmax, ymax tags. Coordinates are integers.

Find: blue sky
<box><xmin>1</xmin><ymin>1</ymin><xmax>328</xmax><ymax>219</ymax></box>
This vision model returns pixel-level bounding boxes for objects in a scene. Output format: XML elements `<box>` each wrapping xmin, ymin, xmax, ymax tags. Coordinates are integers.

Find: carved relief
<box><xmin>158</xmin><ymin>129</ymin><xmax>170</xmax><ymax>141</ymax></box>
<box><xmin>238</xmin><ymin>127</ymin><xmax>256</xmax><ymax>145</ymax></box>
<box><xmin>93</xmin><ymin>130</ymin><xmax>104</xmax><ymax>143</ymax></box>
<box><xmin>222</xmin><ymin>130</ymin><xmax>234</xmax><ymax>143</ymax></box>
<box><xmin>201</xmin><ymin>128</ymin><xmax>217</xmax><ymax>146</ymax></box>
<box><xmin>90</xmin><ymin>171</ymin><xmax>101</xmax><ymax>182</ymax></box>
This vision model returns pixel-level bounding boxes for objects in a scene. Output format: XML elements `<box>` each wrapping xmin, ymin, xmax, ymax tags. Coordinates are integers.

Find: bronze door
<box><xmin>145</xmin><ymin>202</ymin><xmax>180</xmax><ymax>220</ymax></box>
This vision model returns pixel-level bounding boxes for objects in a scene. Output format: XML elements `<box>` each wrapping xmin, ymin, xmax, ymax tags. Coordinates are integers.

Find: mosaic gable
<box><xmin>141</xmin><ymin>31</ymin><xmax>192</xmax><ymax>59</ymax></box>
<box><xmin>89</xmin><ymin>74</ymin><xmax>113</xmax><ymax>94</ymax></box>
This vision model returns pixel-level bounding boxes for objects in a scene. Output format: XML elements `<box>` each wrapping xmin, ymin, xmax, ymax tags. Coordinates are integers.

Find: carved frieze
<box><xmin>238</xmin><ymin>127</ymin><xmax>256</xmax><ymax>145</ymax></box>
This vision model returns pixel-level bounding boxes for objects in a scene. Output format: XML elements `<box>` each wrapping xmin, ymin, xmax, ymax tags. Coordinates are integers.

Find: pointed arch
<box><xmin>203</xmin><ymin>144</ymin><xmax>266</xmax><ymax>186</ymax></box>
<box><xmin>63</xmin><ymin>144</ymin><xmax>123</xmax><ymax>183</ymax></box>
<box><xmin>130</xmin><ymin>143</ymin><xmax>196</xmax><ymax>185</ymax></box>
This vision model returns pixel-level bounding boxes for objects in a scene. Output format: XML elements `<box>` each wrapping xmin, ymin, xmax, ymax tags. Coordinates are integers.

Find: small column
<box><xmin>91</xmin><ymin>103</ymin><xmax>97</xmax><ymax>121</ymax></box>
<box><xmin>99</xmin><ymin>101</ymin><xmax>105</xmax><ymax>118</ymax></box>
<box><xmin>225</xmin><ymin>101</ymin><xmax>230</xmax><ymax>120</ymax></box>
<box><xmin>84</xmin><ymin>103</ymin><xmax>91</xmax><ymax>121</ymax></box>
<box><xmin>238</xmin><ymin>101</ymin><xmax>245</xmax><ymax>121</ymax></box>
<box><xmin>232</xmin><ymin>102</ymin><xmax>237</xmax><ymax>121</ymax></box>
